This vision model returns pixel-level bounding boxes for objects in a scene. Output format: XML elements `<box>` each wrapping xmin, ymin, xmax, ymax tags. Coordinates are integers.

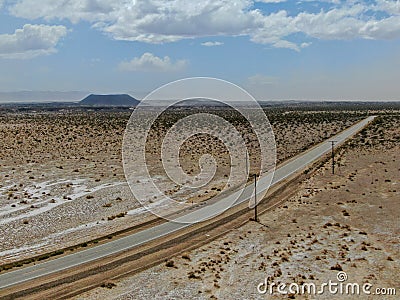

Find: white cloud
<box><xmin>0</xmin><ymin>24</ymin><xmax>67</xmax><ymax>59</ymax></box>
<box><xmin>294</xmin><ymin>5</ymin><xmax>400</xmax><ymax>40</ymax></box>
<box><xmin>201</xmin><ymin>41</ymin><xmax>224</xmax><ymax>46</ymax></box>
<box><xmin>7</xmin><ymin>0</ymin><xmax>400</xmax><ymax>51</ymax></box>
<box><xmin>10</xmin><ymin>0</ymin><xmax>262</xmax><ymax>43</ymax></box>
<box><xmin>9</xmin><ymin>0</ymin><xmax>117</xmax><ymax>23</ymax></box>
<box><xmin>374</xmin><ymin>0</ymin><xmax>400</xmax><ymax>15</ymax></box>
<box><xmin>102</xmin><ymin>1</ymin><xmax>264</xmax><ymax>43</ymax></box>
<box><xmin>256</xmin><ymin>0</ymin><xmax>287</xmax><ymax>3</ymax></box>
<box><xmin>250</xmin><ymin>10</ymin><xmax>295</xmax><ymax>45</ymax></box>
<box><xmin>361</xmin><ymin>16</ymin><xmax>400</xmax><ymax>39</ymax></box>
<box><xmin>299</xmin><ymin>0</ymin><xmax>341</xmax><ymax>4</ymax></box>
<box><xmin>273</xmin><ymin>40</ymin><xmax>300</xmax><ymax>51</ymax></box>
<box><xmin>118</xmin><ymin>52</ymin><xmax>187</xmax><ymax>72</ymax></box>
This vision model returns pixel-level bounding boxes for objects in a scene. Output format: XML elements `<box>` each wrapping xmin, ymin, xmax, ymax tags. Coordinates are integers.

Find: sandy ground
<box><xmin>75</xmin><ymin>115</ymin><xmax>399</xmax><ymax>299</ymax></box>
<box><xmin>0</xmin><ymin>109</ymin><xmax>369</xmax><ymax>264</ymax></box>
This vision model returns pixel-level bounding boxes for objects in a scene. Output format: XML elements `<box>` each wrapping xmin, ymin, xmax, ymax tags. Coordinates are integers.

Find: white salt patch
<box><xmin>0</xmin><ymin>220</ymin><xmax>107</xmax><ymax>259</ymax></box>
<box><xmin>0</xmin><ymin>180</ymin><xmax>125</xmax><ymax>225</ymax></box>
<box><xmin>0</xmin><ymin>241</ymin><xmax>48</xmax><ymax>258</ymax></box>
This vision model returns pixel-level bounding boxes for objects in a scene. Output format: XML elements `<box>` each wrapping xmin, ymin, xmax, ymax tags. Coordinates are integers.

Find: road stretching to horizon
<box><xmin>0</xmin><ymin>116</ymin><xmax>375</xmax><ymax>290</ymax></box>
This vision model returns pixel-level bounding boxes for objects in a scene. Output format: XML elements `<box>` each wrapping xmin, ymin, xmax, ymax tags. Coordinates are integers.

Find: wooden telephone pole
<box><xmin>245</xmin><ymin>151</ymin><xmax>249</xmax><ymax>180</ymax></box>
<box><xmin>330</xmin><ymin>141</ymin><xmax>337</xmax><ymax>174</ymax></box>
<box><xmin>254</xmin><ymin>174</ymin><xmax>257</xmax><ymax>222</ymax></box>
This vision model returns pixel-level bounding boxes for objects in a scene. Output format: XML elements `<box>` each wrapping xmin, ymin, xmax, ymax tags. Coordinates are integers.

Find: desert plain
<box><xmin>76</xmin><ymin>110</ymin><xmax>399</xmax><ymax>299</ymax></box>
<box><xmin>0</xmin><ymin>102</ymin><xmax>398</xmax><ymax>299</ymax></box>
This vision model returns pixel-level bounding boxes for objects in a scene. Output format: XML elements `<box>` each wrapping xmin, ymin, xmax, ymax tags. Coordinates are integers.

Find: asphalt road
<box><xmin>0</xmin><ymin>116</ymin><xmax>375</xmax><ymax>290</ymax></box>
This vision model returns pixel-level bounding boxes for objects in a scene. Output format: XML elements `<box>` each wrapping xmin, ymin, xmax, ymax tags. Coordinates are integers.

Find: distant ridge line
<box><xmin>79</xmin><ymin>94</ymin><xmax>140</xmax><ymax>106</ymax></box>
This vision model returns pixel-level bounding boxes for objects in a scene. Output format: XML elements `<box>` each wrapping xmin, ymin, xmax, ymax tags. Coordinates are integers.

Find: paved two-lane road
<box><xmin>0</xmin><ymin>116</ymin><xmax>375</xmax><ymax>290</ymax></box>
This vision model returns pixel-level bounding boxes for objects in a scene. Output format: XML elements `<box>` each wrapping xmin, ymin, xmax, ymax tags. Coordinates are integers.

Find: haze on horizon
<box><xmin>0</xmin><ymin>0</ymin><xmax>400</xmax><ymax>102</ymax></box>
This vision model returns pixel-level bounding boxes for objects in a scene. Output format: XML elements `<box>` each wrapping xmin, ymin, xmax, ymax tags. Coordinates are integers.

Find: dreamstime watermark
<box><xmin>257</xmin><ymin>271</ymin><xmax>397</xmax><ymax>296</ymax></box>
<box><xmin>122</xmin><ymin>77</ymin><xmax>276</xmax><ymax>223</ymax></box>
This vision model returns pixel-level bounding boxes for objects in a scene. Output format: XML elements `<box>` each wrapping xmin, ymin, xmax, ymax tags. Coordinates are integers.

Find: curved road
<box><xmin>0</xmin><ymin>116</ymin><xmax>375</xmax><ymax>290</ymax></box>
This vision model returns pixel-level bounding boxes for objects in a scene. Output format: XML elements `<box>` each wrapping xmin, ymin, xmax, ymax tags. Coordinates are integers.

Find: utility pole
<box><xmin>330</xmin><ymin>141</ymin><xmax>337</xmax><ymax>174</ymax></box>
<box><xmin>245</xmin><ymin>151</ymin><xmax>249</xmax><ymax>181</ymax></box>
<box><xmin>254</xmin><ymin>174</ymin><xmax>257</xmax><ymax>222</ymax></box>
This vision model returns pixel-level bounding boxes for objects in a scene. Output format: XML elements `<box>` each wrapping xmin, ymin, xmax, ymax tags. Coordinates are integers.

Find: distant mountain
<box><xmin>79</xmin><ymin>94</ymin><xmax>140</xmax><ymax>106</ymax></box>
<box><xmin>173</xmin><ymin>98</ymin><xmax>229</xmax><ymax>107</ymax></box>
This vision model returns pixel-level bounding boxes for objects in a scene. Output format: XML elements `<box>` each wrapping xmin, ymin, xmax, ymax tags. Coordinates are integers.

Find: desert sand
<box><xmin>0</xmin><ymin>108</ymin><xmax>364</xmax><ymax>265</ymax></box>
<box><xmin>75</xmin><ymin>114</ymin><xmax>399</xmax><ymax>299</ymax></box>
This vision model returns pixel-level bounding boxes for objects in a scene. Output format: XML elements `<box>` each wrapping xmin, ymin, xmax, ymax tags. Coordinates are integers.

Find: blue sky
<box><xmin>0</xmin><ymin>0</ymin><xmax>399</xmax><ymax>101</ymax></box>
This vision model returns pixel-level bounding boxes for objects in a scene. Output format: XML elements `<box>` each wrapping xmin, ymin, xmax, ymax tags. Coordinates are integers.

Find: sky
<box><xmin>0</xmin><ymin>0</ymin><xmax>400</xmax><ymax>101</ymax></box>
